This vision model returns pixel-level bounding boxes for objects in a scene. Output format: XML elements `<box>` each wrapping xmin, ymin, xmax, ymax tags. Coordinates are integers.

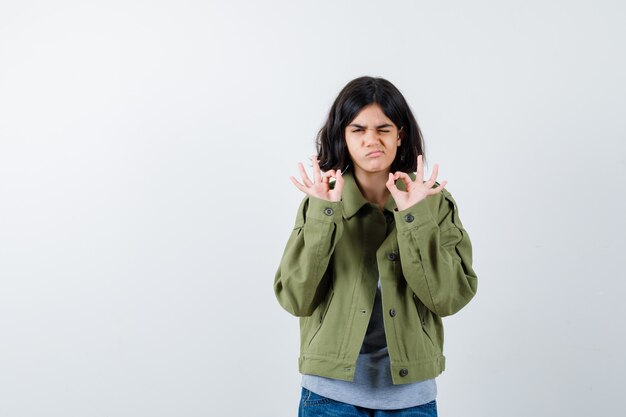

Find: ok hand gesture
<box><xmin>290</xmin><ymin>156</ymin><xmax>344</xmax><ymax>202</ymax></box>
<box><xmin>386</xmin><ymin>155</ymin><xmax>448</xmax><ymax>211</ymax></box>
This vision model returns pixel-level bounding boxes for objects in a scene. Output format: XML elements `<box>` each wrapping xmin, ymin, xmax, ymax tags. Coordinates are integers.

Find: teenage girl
<box><xmin>274</xmin><ymin>76</ymin><xmax>478</xmax><ymax>417</ymax></box>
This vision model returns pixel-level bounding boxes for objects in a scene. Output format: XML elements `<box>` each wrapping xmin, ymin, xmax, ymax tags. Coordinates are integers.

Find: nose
<box><xmin>363</xmin><ymin>128</ymin><xmax>382</xmax><ymax>144</ymax></box>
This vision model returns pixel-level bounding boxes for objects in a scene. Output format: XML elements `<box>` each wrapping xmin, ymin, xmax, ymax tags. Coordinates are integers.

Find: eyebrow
<box><xmin>348</xmin><ymin>123</ymin><xmax>394</xmax><ymax>129</ymax></box>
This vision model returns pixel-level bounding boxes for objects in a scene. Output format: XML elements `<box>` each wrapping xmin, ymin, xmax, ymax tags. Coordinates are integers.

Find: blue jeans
<box><xmin>298</xmin><ymin>387</ymin><xmax>438</xmax><ymax>417</ymax></box>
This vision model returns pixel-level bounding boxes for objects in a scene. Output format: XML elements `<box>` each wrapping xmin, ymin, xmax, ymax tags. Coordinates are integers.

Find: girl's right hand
<box><xmin>290</xmin><ymin>155</ymin><xmax>344</xmax><ymax>202</ymax></box>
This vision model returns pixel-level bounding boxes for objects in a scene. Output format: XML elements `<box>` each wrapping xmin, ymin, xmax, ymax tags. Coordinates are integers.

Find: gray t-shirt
<box><xmin>301</xmin><ymin>278</ymin><xmax>437</xmax><ymax>410</ymax></box>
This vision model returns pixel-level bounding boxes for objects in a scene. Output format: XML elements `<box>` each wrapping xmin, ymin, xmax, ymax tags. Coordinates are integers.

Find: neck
<box><xmin>353</xmin><ymin>167</ymin><xmax>391</xmax><ymax>210</ymax></box>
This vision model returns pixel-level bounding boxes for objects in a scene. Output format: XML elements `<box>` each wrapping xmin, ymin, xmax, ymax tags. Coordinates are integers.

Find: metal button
<box><xmin>404</xmin><ymin>213</ymin><xmax>415</xmax><ymax>223</ymax></box>
<box><xmin>389</xmin><ymin>308</ymin><xmax>396</xmax><ymax>317</ymax></box>
<box><xmin>399</xmin><ymin>368</ymin><xmax>409</xmax><ymax>377</ymax></box>
<box><xmin>387</xmin><ymin>252</ymin><xmax>398</xmax><ymax>261</ymax></box>
<box><xmin>324</xmin><ymin>207</ymin><xmax>334</xmax><ymax>216</ymax></box>
<box><xmin>384</xmin><ymin>213</ymin><xmax>394</xmax><ymax>224</ymax></box>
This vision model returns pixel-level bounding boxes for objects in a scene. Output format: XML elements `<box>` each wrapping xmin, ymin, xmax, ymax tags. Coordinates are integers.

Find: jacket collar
<box><xmin>341</xmin><ymin>169</ymin><xmax>409</xmax><ymax>219</ymax></box>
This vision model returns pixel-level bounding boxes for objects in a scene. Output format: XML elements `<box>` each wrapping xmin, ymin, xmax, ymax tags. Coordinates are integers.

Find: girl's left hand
<box><xmin>386</xmin><ymin>154</ymin><xmax>448</xmax><ymax>211</ymax></box>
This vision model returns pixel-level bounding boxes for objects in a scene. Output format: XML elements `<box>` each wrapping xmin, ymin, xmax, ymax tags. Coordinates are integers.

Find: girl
<box><xmin>274</xmin><ymin>76</ymin><xmax>478</xmax><ymax>417</ymax></box>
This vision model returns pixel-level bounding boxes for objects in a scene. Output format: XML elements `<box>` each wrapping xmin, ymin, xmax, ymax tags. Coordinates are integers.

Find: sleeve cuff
<box><xmin>306</xmin><ymin>196</ymin><xmax>343</xmax><ymax>224</ymax></box>
<box><xmin>394</xmin><ymin>198</ymin><xmax>437</xmax><ymax>231</ymax></box>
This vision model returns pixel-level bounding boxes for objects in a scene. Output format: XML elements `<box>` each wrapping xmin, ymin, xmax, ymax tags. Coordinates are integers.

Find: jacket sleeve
<box><xmin>273</xmin><ymin>195</ymin><xmax>344</xmax><ymax>317</ymax></box>
<box><xmin>394</xmin><ymin>189</ymin><xmax>478</xmax><ymax>317</ymax></box>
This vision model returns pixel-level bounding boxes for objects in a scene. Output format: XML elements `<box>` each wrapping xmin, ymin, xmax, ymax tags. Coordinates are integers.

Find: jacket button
<box><xmin>384</xmin><ymin>213</ymin><xmax>394</xmax><ymax>224</ymax></box>
<box><xmin>399</xmin><ymin>368</ymin><xmax>409</xmax><ymax>377</ymax></box>
<box><xmin>389</xmin><ymin>308</ymin><xmax>396</xmax><ymax>317</ymax></box>
<box><xmin>387</xmin><ymin>252</ymin><xmax>398</xmax><ymax>261</ymax></box>
<box><xmin>404</xmin><ymin>214</ymin><xmax>415</xmax><ymax>223</ymax></box>
<box><xmin>323</xmin><ymin>207</ymin><xmax>334</xmax><ymax>216</ymax></box>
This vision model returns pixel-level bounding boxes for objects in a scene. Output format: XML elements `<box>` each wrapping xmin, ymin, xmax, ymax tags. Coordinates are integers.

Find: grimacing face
<box><xmin>344</xmin><ymin>103</ymin><xmax>401</xmax><ymax>176</ymax></box>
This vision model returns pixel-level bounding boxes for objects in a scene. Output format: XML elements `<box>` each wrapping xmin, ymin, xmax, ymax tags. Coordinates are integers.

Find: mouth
<box><xmin>366</xmin><ymin>150</ymin><xmax>384</xmax><ymax>157</ymax></box>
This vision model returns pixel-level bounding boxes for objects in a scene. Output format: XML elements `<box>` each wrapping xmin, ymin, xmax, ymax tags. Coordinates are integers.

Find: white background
<box><xmin>1</xmin><ymin>1</ymin><xmax>624</xmax><ymax>416</ymax></box>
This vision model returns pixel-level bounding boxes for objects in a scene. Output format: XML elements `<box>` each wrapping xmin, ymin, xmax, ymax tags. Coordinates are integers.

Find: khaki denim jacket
<box><xmin>274</xmin><ymin>169</ymin><xmax>478</xmax><ymax>385</ymax></box>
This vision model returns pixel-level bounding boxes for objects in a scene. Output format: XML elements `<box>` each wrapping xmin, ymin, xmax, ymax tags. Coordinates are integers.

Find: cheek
<box><xmin>344</xmin><ymin>137</ymin><xmax>359</xmax><ymax>157</ymax></box>
<box><xmin>388</xmin><ymin>148</ymin><xmax>398</xmax><ymax>162</ymax></box>
<box><xmin>387</xmin><ymin>140</ymin><xmax>399</xmax><ymax>157</ymax></box>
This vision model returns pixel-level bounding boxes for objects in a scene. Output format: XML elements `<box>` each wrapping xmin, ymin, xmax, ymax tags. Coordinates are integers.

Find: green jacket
<box><xmin>273</xmin><ymin>170</ymin><xmax>478</xmax><ymax>385</ymax></box>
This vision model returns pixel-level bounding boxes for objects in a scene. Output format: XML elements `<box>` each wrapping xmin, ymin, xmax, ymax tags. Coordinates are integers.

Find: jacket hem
<box><xmin>298</xmin><ymin>352</ymin><xmax>446</xmax><ymax>385</ymax></box>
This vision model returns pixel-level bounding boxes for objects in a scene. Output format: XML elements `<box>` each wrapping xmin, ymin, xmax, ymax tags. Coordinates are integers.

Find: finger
<box><xmin>290</xmin><ymin>176</ymin><xmax>308</xmax><ymax>194</ymax></box>
<box><xmin>394</xmin><ymin>171</ymin><xmax>413</xmax><ymax>189</ymax></box>
<box><xmin>298</xmin><ymin>162</ymin><xmax>313</xmax><ymax>187</ymax></box>
<box><xmin>386</xmin><ymin>172</ymin><xmax>400</xmax><ymax>195</ymax></box>
<box><xmin>311</xmin><ymin>155</ymin><xmax>322</xmax><ymax>183</ymax></box>
<box><xmin>430</xmin><ymin>180</ymin><xmax>447</xmax><ymax>194</ymax></box>
<box><xmin>425</xmin><ymin>163</ymin><xmax>439</xmax><ymax>187</ymax></box>
<box><xmin>415</xmin><ymin>154</ymin><xmax>424</xmax><ymax>183</ymax></box>
<box><xmin>322</xmin><ymin>169</ymin><xmax>336</xmax><ymax>183</ymax></box>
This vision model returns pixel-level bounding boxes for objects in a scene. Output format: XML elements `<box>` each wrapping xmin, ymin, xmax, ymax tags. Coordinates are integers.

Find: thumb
<box><xmin>334</xmin><ymin>169</ymin><xmax>345</xmax><ymax>193</ymax></box>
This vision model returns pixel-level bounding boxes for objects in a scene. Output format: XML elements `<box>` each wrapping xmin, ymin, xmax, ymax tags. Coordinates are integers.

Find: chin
<box><xmin>360</xmin><ymin>162</ymin><xmax>393</xmax><ymax>174</ymax></box>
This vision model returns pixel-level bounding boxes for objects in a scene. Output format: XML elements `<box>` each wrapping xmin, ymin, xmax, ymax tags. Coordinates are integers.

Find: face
<box><xmin>344</xmin><ymin>103</ymin><xmax>401</xmax><ymax>176</ymax></box>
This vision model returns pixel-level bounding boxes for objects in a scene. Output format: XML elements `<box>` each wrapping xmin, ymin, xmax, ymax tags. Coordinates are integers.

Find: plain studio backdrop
<box><xmin>1</xmin><ymin>0</ymin><xmax>624</xmax><ymax>416</ymax></box>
